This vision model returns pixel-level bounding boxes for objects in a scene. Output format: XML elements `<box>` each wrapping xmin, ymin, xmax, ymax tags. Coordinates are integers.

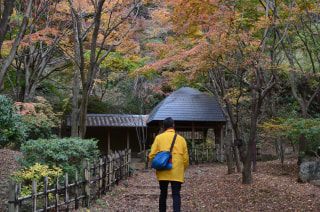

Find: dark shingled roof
<box><xmin>66</xmin><ymin>114</ymin><xmax>147</xmax><ymax>127</ymax></box>
<box><xmin>147</xmin><ymin>87</ymin><xmax>226</xmax><ymax>124</ymax></box>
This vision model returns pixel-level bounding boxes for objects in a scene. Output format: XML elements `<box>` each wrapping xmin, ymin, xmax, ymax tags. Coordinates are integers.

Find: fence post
<box><xmin>126</xmin><ymin>149</ymin><xmax>131</xmax><ymax>177</ymax></box>
<box><xmin>108</xmin><ymin>154</ymin><xmax>113</xmax><ymax>190</ymax></box>
<box><xmin>74</xmin><ymin>171</ymin><xmax>79</xmax><ymax>209</ymax></box>
<box><xmin>84</xmin><ymin>167</ymin><xmax>90</xmax><ymax>208</ymax></box>
<box><xmin>55</xmin><ymin>175</ymin><xmax>60</xmax><ymax>212</ymax></box>
<box><xmin>32</xmin><ymin>179</ymin><xmax>37</xmax><ymax>212</ymax></box>
<box><xmin>195</xmin><ymin>145</ymin><xmax>199</xmax><ymax>165</ymax></box>
<box><xmin>105</xmin><ymin>156</ymin><xmax>109</xmax><ymax>192</ymax></box>
<box><xmin>92</xmin><ymin>160</ymin><xmax>97</xmax><ymax>200</ymax></box>
<box><xmin>8</xmin><ymin>180</ymin><xmax>18</xmax><ymax>212</ymax></box>
<box><xmin>43</xmin><ymin>176</ymin><xmax>48</xmax><ymax>212</ymax></box>
<box><xmin>115</xmin><ymin>151</ymin><xmax>120</xmax><ymax>184</ymax></box>
<box><xmin>65</xmin><ymin>173</ymin><xmax>69</xmax><ymax>211</ymax></box>
<box><xmin>82</xmin><ymin>160</ymin><xmax>90</xmax><ymax>208</ymax></box>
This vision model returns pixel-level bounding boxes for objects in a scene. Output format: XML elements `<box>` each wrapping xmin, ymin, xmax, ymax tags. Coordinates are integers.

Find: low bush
<box><xmin>0</xmin><ymin>95</ymin><xmax>27</xmax><ymax>148</ymax></box>
<box><xmin>13</xmin><ymin>163</ymin><xmax>63</xmax><ymax>197</ymax></box>
<box><xmin>14</xmin><ymin>96</ymin><xmax>60</xmax><ymax>140</ymax></box>
<box><xmin>18</xmin><ymin>138</ymin><xmax>100</xmax><ymax>178</ymax></box>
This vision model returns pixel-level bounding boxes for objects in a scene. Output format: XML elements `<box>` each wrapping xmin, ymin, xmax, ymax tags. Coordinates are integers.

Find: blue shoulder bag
<box><xmin>151</xmin><ymin>133</ymin><xmax>177</xmax><ymax>170</ymax></box>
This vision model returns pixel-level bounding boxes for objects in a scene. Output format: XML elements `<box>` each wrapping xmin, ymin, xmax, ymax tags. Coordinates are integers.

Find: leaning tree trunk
<box><xmin>0</xmin><ymin>0</ymin><xmax>32</xmax><ymax>91</ymax></box>
<box><xmin>0</xmin><ymin>0</ymin><xmax>15</xmax><ymax>58</ymax></box>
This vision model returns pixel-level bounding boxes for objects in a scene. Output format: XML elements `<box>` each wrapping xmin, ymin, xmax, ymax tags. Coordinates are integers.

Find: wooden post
<box><xmin>84</xmin><ymin>168</ymin><xmax>90</xmax><ymax>208</ymax></box>
<box><xmin>105</xmin><ymin>156</ymin><xmax>110</xmax><ymax>191</ymax></box>
<box><xmin>99</xmin><ymin>158</ymin><xmax>103</xmax><ymax>195</ymax></box>
<box><xmin>107</xmin><ymin>128</ymin><xmax>111</xmax><ymax>154</ymax></box>
<box><xmin>214</xmin><ymin>127</ymin><xmax>223</xmax><ymax>162</ymax></box>
<box><xmin>8</xmin><ymin>180</ymin><xmax>18</xmax><ymax>212</ymax></box>
<box><xmin>92</xmin><ymin>160</ymin><xmax>96</xmax><ymax>200</ymax></box>
<box><xmin>195</xmin><ymin>144</ymin><xmax>198</xmax><ymax>165</ymax></box>
<box><xmin>127</xmin><ymin>128</ymin><xmax>130</xmax><ymax>149</ymax></box>
<box><xmin>65</xmin><ymin>173</ymin><xmax>69</xmax><ymax>211</ymax></box>
<box><xmin>108</xmin><ymin>154</ymin><xmax>113</xmax><ymax>188</ymax></box>
<box><xmin>192</xmin><ymin>121</ymin><xmax>195</xmax><ymax>152</ymax></box>
<box><xmin>201</xmin><ymin>145</ymin><xmax>204</xmax><ymax>163</ymax></box>
<box><xmin>32</xmin><ymin>180</ymin><xmax>37</xmax><ymax>212</ymax></box>
<box><xmin>43</xmin><ymin>176</ymin><xmax>48</xmax><ymax>212</ymax></box>
<box><xmin>75</xmin><ymin>172</ymin><xmax>79</xmax><ymax>209</ymax></box>
<box><xmin>128</xmin><ymin>149</ymin><xmax>132</xmax><ymax>176</ymax></box>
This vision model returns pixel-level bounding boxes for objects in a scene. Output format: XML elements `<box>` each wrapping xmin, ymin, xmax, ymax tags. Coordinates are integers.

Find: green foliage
<box><xmin>100</xmin><ymin>52</ymin><xmax>149</xmax><ymax>73</ymax></box>
<box><xmin>0</xmin><ymin>95</ymin><xmax>27</xmax><ymax>147</ymax></box>
<box><xmin>282</xmin><ymin>118</ymin><xmax>320</xmax><ymax>154</ymax></box>
<box><xmin>13</xmin><ymin>163</ymin><xmax>63</xmax><ymax>197</ymax></box>
<box><xmin>87</xmin><ymin>96</ymin><xmax>112</xmax><ymax>114</ymax></box>
<box><xmin>18</xmin><ymin>138</ymin><xmax>100</xmax><ymax>178</ymax></box>
<box><xmin>15</xmin><ymin>96</ymin><xmax>60</xmax><ymax>140</ymax></box>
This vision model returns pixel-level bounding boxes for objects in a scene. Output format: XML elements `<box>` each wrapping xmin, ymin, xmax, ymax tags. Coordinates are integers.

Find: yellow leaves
<box><xmin>223</xmin><ymin>87</ymin><xmax>249</xmax><ymax>105</ymax></box>
<box><xmin>14</xmin><ymin>163</ymin><xmax>63</xmax><ymax>197</ymax></box>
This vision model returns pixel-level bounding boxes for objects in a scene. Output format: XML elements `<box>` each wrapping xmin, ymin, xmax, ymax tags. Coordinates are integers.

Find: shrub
<box><xmin>282</xmin><ymin>118</ymin><xmax>320</xmax><ymax>155</ymax></box>
<box><xmin>0</xmin><ymin>95</ymin><xmax>27</xmax><ymax>148</ymax></box>
<box><xmin>18</xmin><ymin>138</ymin><xmax>100</xmax><ymax>178</ymax></box>
<box><xmin>13</xmin><ymin>163</ymin><xmax>63</xmax><ymax>197</ymax></box>
<box><xmin>14</xmin><ymin>96</ymin><xmax>60</xmax><ymax>140</ymax></box>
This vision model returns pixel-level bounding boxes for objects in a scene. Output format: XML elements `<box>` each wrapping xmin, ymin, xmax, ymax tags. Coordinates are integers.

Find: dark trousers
<box><xmin>159</xmin><ymin>180</ymin><xmax>181</xmax><ymax>212</ymax></box>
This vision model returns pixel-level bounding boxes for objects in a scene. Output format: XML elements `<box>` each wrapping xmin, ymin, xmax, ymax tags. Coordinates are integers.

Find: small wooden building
<box><xmin>146</xmin><ymin>87</ymin><xmax>226</xmax><ymax>160</ymax></box>
<box><xmin>64</xmin><ymin>114</ymin><xmax>147</xmax><ymax>155</ymax></box>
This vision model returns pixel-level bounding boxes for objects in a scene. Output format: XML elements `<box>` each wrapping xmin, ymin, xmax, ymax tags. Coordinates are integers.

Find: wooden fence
<box><xmin>8</xmin><ymin>149</ymin><xmax>131</xmax><ymax>212</ymax></box>
<box><xmin>188</xmin><ymin>144</ymin><xmax>220</xmax><ymax>165</ymax></box>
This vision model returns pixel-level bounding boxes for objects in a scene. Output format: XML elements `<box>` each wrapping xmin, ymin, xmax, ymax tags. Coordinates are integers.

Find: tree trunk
<box><xmin>0</xmin><ymin>0</ymin><xmax>33</xmax><ymax>92</ymax></box>
<box><xmin>71</xmin><ymin>69</ymin><xmax>80</xmax><ymax>137</ymax></box>
<box><xmin>79</xmin><ymin>86</ymin><xmax>90</xmax><ymax>138</ymax></box>
<box><xmin>69</xmin><ymin>1</ymin><xmax>86</xmax><ymax>137</ymax></box>
<box><xmin>225</xmin><ymin>120</ymin><xmax>235</xmax><ymax>174</ymax></box>
<box><xmin>0</xmin><ymin>0</ymin><xmax>15</xmax><ymax>58</ymax></box>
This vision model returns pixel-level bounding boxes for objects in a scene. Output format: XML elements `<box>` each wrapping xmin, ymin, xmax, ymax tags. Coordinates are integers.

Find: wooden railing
<box><xmin>8</xmin><ymin>149</ymin><xmax>131</xmax><ymax>212</ymax></box>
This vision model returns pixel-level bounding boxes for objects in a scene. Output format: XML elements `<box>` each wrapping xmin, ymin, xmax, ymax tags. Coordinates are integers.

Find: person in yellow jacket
<box><xmin>149</xmin><ymin>117</ymin><xmax>189</xmax><ymax>212</ymax></box>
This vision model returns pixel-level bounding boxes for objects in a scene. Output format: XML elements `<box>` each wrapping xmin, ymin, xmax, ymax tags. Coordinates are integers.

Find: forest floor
<box><xmin>1</xmin><ymin>149</ymin><xmax>320</xmax><ymax>211</ymax></box>
<box><xmin>79</xmin><ymin>158</ymin><xmax>320</xmax><ymax>212</ymax></box>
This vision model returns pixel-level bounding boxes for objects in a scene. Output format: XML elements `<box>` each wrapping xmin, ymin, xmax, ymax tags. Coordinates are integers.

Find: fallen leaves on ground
<box><xmin>84</xmin><ymin>159</ymin><xmax>320</xmax><ymax>212</ymax></box>
<box><xmin>0</xmin><ymin>149</ymin><xmax>22</xmax><ymax>211</ymax></box>
<box><xmin>1</xmin><ymin>150</ymin><xmax>319</xmax><ymax>212</ymax></box>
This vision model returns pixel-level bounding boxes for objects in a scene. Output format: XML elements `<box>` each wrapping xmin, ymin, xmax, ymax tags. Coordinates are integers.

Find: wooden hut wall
<box><xmin>85</xmin><ymin>127</ymin><xmax>143</xmax><ymax>154</ymax></box>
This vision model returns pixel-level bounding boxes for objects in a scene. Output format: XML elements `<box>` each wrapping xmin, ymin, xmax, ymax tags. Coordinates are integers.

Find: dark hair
<box><xmin>163</xmin><ymin>117</ymin><xmax>174</xmax><ymax>129</ymax></box>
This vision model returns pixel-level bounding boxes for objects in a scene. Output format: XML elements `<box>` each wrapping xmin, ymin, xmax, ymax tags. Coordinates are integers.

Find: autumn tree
<box><xmin>66</xmin><ymin>0</ymin><xmax>144</xmax><ymax>138</ymax></box>
<box><xmin>5</xmin><ymin>0</ymin><xmax>72</xmax><ymax>102</ymax></box>
<box><xmin>274</xmin><ymin>0</ymin><xmax>320</xmax><ymax>157</ymax></box>
<box><xmin>135</xmin><ymin>0</ymin><xmax>281</xmax><ymax>184</ymax></box>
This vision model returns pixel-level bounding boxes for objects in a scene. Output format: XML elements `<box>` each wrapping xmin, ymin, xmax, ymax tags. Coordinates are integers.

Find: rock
<box><xmin>298</xmin><ymin>161</ymin><xmax>320</xmax><ymax>183</ymax></box>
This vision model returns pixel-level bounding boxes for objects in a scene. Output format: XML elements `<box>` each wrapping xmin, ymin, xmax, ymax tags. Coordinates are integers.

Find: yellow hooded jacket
<box><xmin>149</xmin><ymin>129</ymin><xmax>189</xmax><ymax>183</ymax></box>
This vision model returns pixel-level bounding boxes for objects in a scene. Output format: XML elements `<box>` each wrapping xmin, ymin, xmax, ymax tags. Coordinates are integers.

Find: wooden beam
<box><xmin>127</xmin><ymin>128</ymin><xmax>130</xmax><ymax>149</ymax></box>
<box><xmin>107</xmin><ymin>128</ymin><xmax>110</xmax><ymax>154</ymax></box>
<box><xmin>192</xmin><ymin>121</ymin><xmax>195</xmax><ymax>149</ymax></box>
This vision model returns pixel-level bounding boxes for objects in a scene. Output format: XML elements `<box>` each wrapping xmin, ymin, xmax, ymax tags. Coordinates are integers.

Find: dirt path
<box><xmin>79</xmin><ymin>162</ymin><xmax>200</xmax><ymax>211</ymax></box>
<box><xmin>82</xmin><ymin>160</ymin><xmax>320</xmax><ymax>212</ymax></box>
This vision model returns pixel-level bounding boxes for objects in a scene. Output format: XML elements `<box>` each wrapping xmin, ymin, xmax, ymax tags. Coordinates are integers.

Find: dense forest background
<box><xmin>0</xmin><ymin>0</ymin><xmax>320</xmax><ymax>184</ymax></box>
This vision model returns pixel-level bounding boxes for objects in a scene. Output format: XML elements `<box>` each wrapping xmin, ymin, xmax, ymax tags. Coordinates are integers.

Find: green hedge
<box><xmin>18</xmin><ymin>138</ymin><xmax>100</xmax><ymax>178</ymax></box>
